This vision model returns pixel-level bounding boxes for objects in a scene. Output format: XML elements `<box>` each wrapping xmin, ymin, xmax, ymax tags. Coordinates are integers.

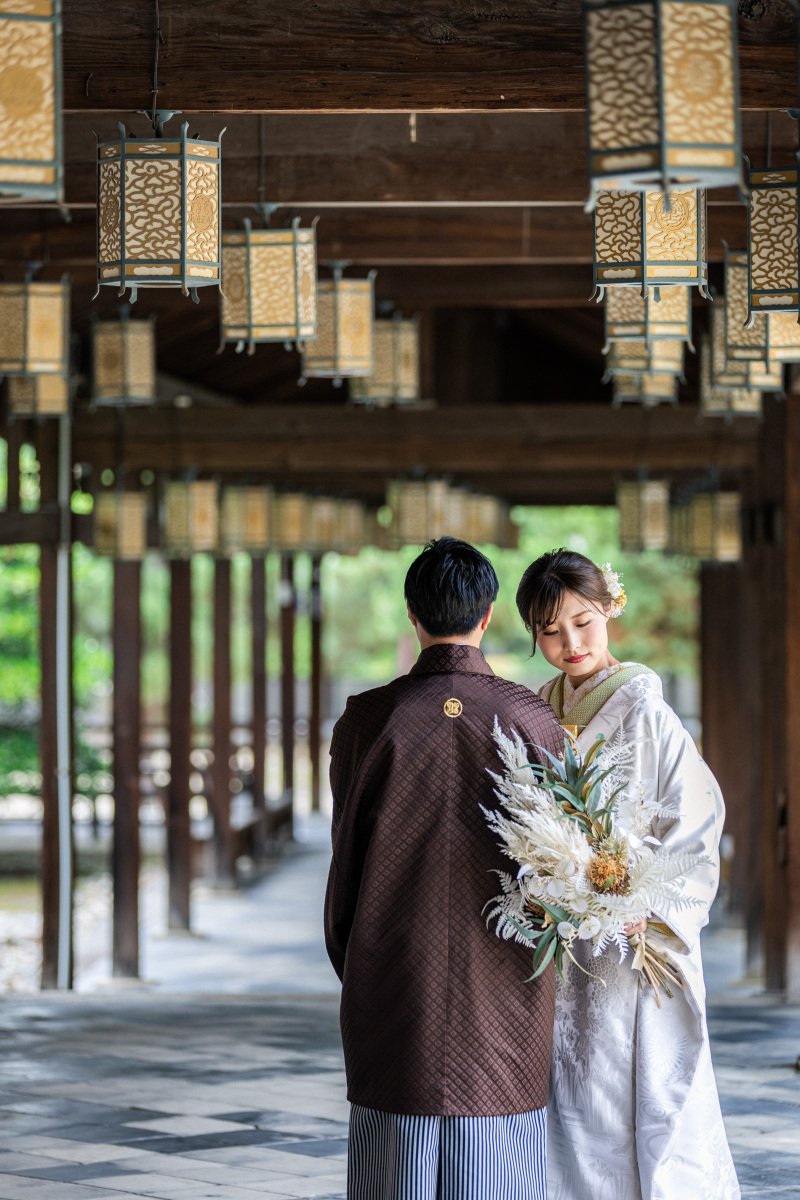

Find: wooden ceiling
<box><xmin>3</xmin><ymin>0</ymin><xmax>789</xmax><ymax>503</ymax></box>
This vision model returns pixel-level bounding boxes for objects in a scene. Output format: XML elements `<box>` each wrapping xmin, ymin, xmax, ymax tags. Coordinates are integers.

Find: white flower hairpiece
<box><xmin>601</xmin><ymin>562</ymin><xmax>627</xmax><ymax>618</ymax></box>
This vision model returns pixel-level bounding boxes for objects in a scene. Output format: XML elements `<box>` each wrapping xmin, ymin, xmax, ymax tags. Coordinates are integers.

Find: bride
<box><xmin>515</xmin><ymin>548</ymin><xmax>740</xmax><ymax>1200</ymax></box>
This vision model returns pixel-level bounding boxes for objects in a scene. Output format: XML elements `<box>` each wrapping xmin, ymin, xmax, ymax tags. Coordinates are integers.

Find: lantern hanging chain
<box><xmin>150</xmin><ymin>0</ymin><xmax>164</xmax><ymax>135</ymax></box>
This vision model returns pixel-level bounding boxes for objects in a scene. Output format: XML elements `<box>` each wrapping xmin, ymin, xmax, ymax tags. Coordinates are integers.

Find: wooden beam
<box><xmin>111</xmin><ymin>559</ymin><xmax>141</xmax><ymax>978</ymax></box>
<box><xmin>167</xmin><ymin>559</ymin><xmax>192</xmax><ymax>930</ymax></box>
<box><xmin>309</xmin><ymin>556</ymin><xmax>322</xmax><ymax>814</ymax></box>
<box><xmin>280</xmin><ymin>554</ymin><xmax>296</xmax><ymax>832</ymax></box>
<box><xmin>212</xmin><ymin>558</ymin><xmax>235</xmax><ymax>884</ymax></box>
<box><xmin>61</xmin><ymin>2</ymin><xmax>798</xmax><ymax>113</ymax></box>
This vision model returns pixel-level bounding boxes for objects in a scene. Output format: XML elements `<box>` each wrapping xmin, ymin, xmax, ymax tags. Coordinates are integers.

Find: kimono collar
<box><xmin>409</xmin><ymin>643</ymin><xmax>495</xmax><ymax>677</ymax></box>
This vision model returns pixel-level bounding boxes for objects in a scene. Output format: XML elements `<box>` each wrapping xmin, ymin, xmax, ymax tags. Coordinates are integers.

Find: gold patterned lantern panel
<box><xmin>583</xmin><ymin>0</ymin><xmax>740</xmax><ymax>201</ymax></box>
<box><xmin>690</xmin><ymin>492</ymin><xmax>742</xmax><ymax>562</ymax></box>
<box><xmin>604</xmin><ymin>340</ymin><xmax>650</xmax><ymax>376</ymax></box>
<box><xmin>7</xmin><ymin>373</ymin><xmax>67</xmax><ymax>415</ymax></box>
<box><xmin>349</xmin><ymin>314</ymin><xmax>420</xmax><ymax>407</ymax></box>
<box><xmin>724</xmin><ymin>247</ymin><xmax>766</xmax><ymax>362</ymax></box>
<box><xmin>617</xmin><ymin>480</ymin><xmax>670</xmax><ymax>553</ymax></box>
<box><xmin>94</xmin><ymin>492</ymin><xmax>148</xmax><ymax>560</ymax></box>
<box><xmin>307</xmin><ymin>497</ymin><xmax>340</xmax><ymax>553</ymax></box>
<box><xmin>164</xmin><ymin>481</ymin><xmax>219</xmax><ymax>556</ymax></box>
<box><xmin>604</xmin><ymin>285</ymin><xmax>690</xmax><ymax>349</ymax></box>
<box><xmin>747</xmin><ymin>359</ymin><xmax>783</xmax><ymax>391</ymax></box>
<box><xmin>0</xmin><ymin>0</ymin><xmax>63</xmax><ymax>202</ymax></box>
<box><xmin>273</xmin><ymin>492</ymin><xmax>310</xmax><ymax>552</ymax></box>
<box><xmin>767</xmin><ymin>312</ymin><xmax>800</xmax><ymax>363</ymax></box>
<box><xmin>301</xmin><ymin>266</ymin><xmax>375</xmax><ymax>384</ymax></box>
<box><xmin>699</xmin><ymin>333</ymin><xmax>761</xmax><ymax>419</ymax></box>
<box><xmin>219</xmin><ymin>486</ymin><xmax>271</xmax><ymax>555</ymax></box>
<box><xmin>220</xmin><ymin>219</ymin><xmax>317</xmax><ymax>353</ymax></box>
<box><xmin>747</xmin><ymin>164</ymin><xmax>799</xmax><ymax>318</ymax></box>
<box><xmin>593</xmin><ymin>189</ymin><xmax>708</xmax><ymax>297</ymax></box>
<box><xmin>96</xmin><ymin>118</ymin><xmax>223</xmax><ymax>303</ymax></box>
<box><xmin>0</xmin><ymin>276</ymin><xmax>69</xmax><ymax>378</ymax></box>
<box><xmin>91</xmin><ymin>312</ymin><xmax>156</xmax><ymax>407</ymax></box>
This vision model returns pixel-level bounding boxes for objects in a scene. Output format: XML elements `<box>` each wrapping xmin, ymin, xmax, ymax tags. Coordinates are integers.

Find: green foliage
<box><xmin>0</xmin><ymin>545</ymin><xmax>40</xmax><ymax>705</ymax></box>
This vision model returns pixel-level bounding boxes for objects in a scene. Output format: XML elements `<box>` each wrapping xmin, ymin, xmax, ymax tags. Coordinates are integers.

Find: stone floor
<box><xmin>0</xmin><ymin>830</ymin><xmax>798</xmax><ymax>1199</ymax></box>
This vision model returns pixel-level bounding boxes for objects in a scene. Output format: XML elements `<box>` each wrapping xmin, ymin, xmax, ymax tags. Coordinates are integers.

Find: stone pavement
<box><xmin>0</xmin><ymin>832</ymin><xmax>798</xmax><ymax>1199</ymax></box>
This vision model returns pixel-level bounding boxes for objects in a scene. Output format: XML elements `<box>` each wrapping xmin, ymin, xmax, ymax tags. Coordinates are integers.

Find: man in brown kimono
<box><xmin>325</xmin><ymin>537</ymin><xmax>565</xmax><ymax>1200</ymax></box>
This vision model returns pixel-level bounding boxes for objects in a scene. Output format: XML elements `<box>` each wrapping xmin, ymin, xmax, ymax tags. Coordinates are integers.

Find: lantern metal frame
<box><xmin>0</xmin><ymin>0</ymin><xmax>64</xmax><ymax>204</ymax></box>
<box><xmin>95</xmin><ymin>111</ymin><xmax>225</xmax><ymax>304</ymax></box>
<box><xmin>220</xmin><ymin>210</ymin><xmax>318</xmax><ymax>354</ymax></box>
<box><xmin>349</xmin><ymin>311</ymin><xmax>421</xmax><ymax>408</ymax></box>
<box><xmin>583</xmin><ymin>0</ymin><xmax>742</xmax><ymax>204</ymax></box>
<box><xmin>90</xmin><ymin>307</ymin><xmax>156</xmax><ymax>408</ymax></box>
<box><xmin>300</xmin><ymin>262</ymin><xmax>377</xmax><ymax>386</ymax></box>
<box><xmin>592</xmin><ymin>188</ymin><xmax>709</xmax><ymax>299</ymax></box>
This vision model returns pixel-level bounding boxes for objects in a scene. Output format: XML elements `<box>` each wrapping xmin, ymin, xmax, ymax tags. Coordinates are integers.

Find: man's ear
<box><xmin>480</xmin><ymin>603</ymin><xmax>494</xmax><ymax>631</ymax></box>
<box><xmin>407</xmin><ymin>604</ymin><xmax>418</xmax><ymax>628</ymax></box>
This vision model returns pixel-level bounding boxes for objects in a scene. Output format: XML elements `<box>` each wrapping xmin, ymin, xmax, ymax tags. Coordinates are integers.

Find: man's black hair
<box><xmin>404</xmin><ymin>537</ymin><xmax>499</xmax><ymax>637</ymax></box>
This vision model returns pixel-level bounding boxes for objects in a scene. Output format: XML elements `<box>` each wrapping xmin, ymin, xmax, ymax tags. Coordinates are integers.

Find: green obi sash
<box><xmin>549</xmin><ymin>664</ymin><xmax>658</xmax><ymax>734</ymax></box>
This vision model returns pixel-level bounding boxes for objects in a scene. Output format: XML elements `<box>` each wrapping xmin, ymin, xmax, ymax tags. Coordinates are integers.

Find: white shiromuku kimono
<box><xmin>538</xmin><ymin>664</ymin><xmax>740</xmax><ymax>1200</ymax></box>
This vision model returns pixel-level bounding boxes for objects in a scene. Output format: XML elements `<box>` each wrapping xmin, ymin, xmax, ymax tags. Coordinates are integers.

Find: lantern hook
<box><xmin>137</xmin><ymin>109</ymin><xmax>181</xmax><ymax>138</ymax></box>
<box><xmin>253</xmin><ymin>202</ymin><xmax>281</xmax><ymax>228</ymax></box>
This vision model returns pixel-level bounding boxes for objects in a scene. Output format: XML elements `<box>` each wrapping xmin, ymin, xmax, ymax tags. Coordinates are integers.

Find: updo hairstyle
<box><xmin>516</xmin><ymin>548</ymin><xmax>613</xmax><ymax>654</ymax></box>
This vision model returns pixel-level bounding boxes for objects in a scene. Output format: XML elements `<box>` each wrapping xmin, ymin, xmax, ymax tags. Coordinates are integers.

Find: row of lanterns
<box><xmin>618</xmin><ymin>479</ymin><xmax>742</xmax><ymax>563</ymax></box>
<box><xmin>385</xmin><ymin>481</ymin><xmax>518</xmax><ymax>551</ymax></box>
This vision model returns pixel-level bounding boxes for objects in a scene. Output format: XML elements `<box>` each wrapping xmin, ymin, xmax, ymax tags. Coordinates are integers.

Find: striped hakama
<box><xmin>348</xmin><ymin>1103</ymin><xmax>547</xmax><ymax>1200</ymax></box>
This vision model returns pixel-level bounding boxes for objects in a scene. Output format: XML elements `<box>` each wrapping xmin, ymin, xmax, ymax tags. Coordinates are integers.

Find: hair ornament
<box><xmin>601</xmin><ymin>562</ymin><xmax>627</xmax><ymax>618</ymax></box>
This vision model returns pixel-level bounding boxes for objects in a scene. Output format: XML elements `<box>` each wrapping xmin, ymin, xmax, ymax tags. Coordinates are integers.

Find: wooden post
<box><xmin>112</xmin><ymin>559</ymin><xmax>141</xmax><ymax>977</ymax></box>
<box><xmin>280</xmin><ymin>553</ymin><xmax>295</xmax><ymax>834</ymax></box>
<box><xmin>212</xmin><ymin>557</ymin><xmax>235</xmax><ymax>883</ymax></box>
<box><xmin>310</xmin><ymin>555</ymin><xmax>323</xmax><ymax>813</ymax></box>
<box><xmin>6</xmin><ymin>420</ymin><xmax>22</xmax><ymax>511</ymax></box>
<box><xmin>38</xmin><ymin>418</ymin><xmax>74</xmax><ymax>989</ymax></box>
<box><xmin>251</xmin><ymin>555</ymin><xmax>267</xmax><ymax>847</ymax></box>
<box><xmin>783</xmin><ymin>395</ymin><xmax>800</xmax><ymax>1000</ymax></box>
<box><xmin>167</xmin><ymin>559</ymin><xmax>192</xmax><ymax>930</ymax></box>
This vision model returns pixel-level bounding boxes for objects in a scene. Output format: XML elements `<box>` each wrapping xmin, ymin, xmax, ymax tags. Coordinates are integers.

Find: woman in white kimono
<box><xmin>515</xmin><ymin>548</ymin><xmax>739</xmax><ymax>1200</ymax></box>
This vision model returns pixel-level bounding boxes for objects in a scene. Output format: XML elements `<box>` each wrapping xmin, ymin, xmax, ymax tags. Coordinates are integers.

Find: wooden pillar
<box><xmin>310</xmin><ymin>556</ymin><xmax>323</xmax><ymax>813</ymax></box>
<box><xmin>251</xmin><ymin>555</ymin><xmax>267</xmax><ymax>845</ymax></box>
<box><xmin>112</xmin><ymin>559</ymin><xmax>141</xmax><ymax>977</ymax></box>
<box><xmin>280</xmin><ymin>553</ymin><xmax>296</xmax><ymax>833</ymax></box>
<box><xmin>38</xmin><ymin>419</ymin><xmax>73</xmax><ymax>989</ymax></box>
<box><xmin>167</xmin><ymin>559</ymin><xmax>192</xmax><ymax>930</ymax></box>
<box><xmin>212</xmin><ymin>557</ymin><xmax>234</xmax><ymax>884</ymax></box>
<box><xmin>6</xmin><ymin>421</ymin><xmax>22</xmax><ymax>511</ymax></box>
<box><xmin>758</xmin><ymin>392</ymin><xmax>800</xmax><ymax>998</ymax></box>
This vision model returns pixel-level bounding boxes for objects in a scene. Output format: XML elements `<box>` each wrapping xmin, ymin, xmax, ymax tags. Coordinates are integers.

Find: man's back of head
<box><xmin>404</xmin><ymin>537</ymin><xmax>499</xmax><ymax>645</ymax></box>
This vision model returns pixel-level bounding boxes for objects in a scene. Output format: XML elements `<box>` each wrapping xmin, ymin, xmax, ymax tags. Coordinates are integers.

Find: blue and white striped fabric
<box><xmin>348</xmin><ymin>1103</ymin><xmax>547</xmax><ymax>1200</ymax></box>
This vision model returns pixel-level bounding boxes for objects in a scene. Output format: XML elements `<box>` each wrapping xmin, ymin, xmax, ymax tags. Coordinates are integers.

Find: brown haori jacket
<box><xmin>324</xmin><ymin>642</ymin><xmax>565</xmax><ymax>1117</ymax></box>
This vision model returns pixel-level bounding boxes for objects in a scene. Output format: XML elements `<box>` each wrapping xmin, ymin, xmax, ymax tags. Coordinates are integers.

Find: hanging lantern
<box><xmin>273</xmin><ymin>492</ymin><xmax>310</xmax><ymax>552</ymax></box>
<box><xmin>747</xmin><ymin>163</ymin><xmax>799</xmax><ymax>320</ymax></box>
<box><xmin>337</xmin><ymin>500</ymin><xmax>366</xmax><ymax>556</ymax></box>
<box><xmin>668</xmin><ymin>502</ymin><xmax>693</xmax><ymax>556</ymax></box>
<box><xmin>613</xmin><ymin>371</ymin><xmax>678</xmax><ymax>407</ymax></box>
<box><xmin>0</xmin><ymin>0</ymin><xmax>63</xmax><ymax>203</ymax></box>
<box><xmin>300</xmin><ymin>264</ymin><xmax>376</xmax><ymax>385</ymax></box>
<box><xmin>690</xmin><ymin>492</ymin><xmax>742</xmax><ymax>562</ymax></box>
<box><xmin>308</xmin><ymin>496</ymin><xmax>340</xmax><ymax>553</ymax></box>
<box><xmin>593</xmin><ymin>189</ymin><xmax>708</xmax><ymax>298</ymax></box>
<box><xmin>604</xmin><ymin>284</ymin><xmax>691</xmax><ymax>348</ymax></box>
<box><xmin>164</xmin><ymin>481</ymin><xmax>219</xmax><ymax>555</ymax></box>
<box><xmin>617</xmin><ymin>480</ymin><xmax>670</xmax><ymax>552</ymax></box>
<box><xmin>349</xmin><ymin>313</ymin><xmax>420</xmax><ymax>407</ymax></box>
<box><xmin>723</xmin><ymin>246</ymin><xmax>767</xmax><ymax>363</ymax></box>
<box><xmin>96</xmin><ymin>114</ymin><xmax>224</xmax><ymax>304</ymax></box>
<box><xmin>91</xmin><ymin>310</ymin><xmax>156</xmax><ymax>407</ymax></box>
<box><xmin>583</xmin><ymin>0</ymin><xmax>741</xmax><ymax>203</ymax></box>
<box><xmin>7</xmin><ymin>373</ymin><xmax>68</xmax><ymax>416</ymax></box>
<box><xmin>699</xmin><ymin>333</ymin><xmax>761</xmax><ymax>419</ymax></box>
<box><xmin>219</xmin><ymin>486</ymin><xmax>271</xmax><ymax>555</ymax></box>
<box><xmin>386</xmin><ymin>481</ymin><xmax>428</xmax><ymax>547</ymax></box>
<box><xmin>94</xmin><ymin>492</ymin><xmax>148</xmax><ymax>560</ymax></box>
<box><xmin>710</xmin><ymin>296</ymin><xmax>749</xmax><ymax>387</ymax></box>
<box><xmin>0</xmin><ymin>275</ymin><xmax>69</xmax><ymax>380</ymax></box>
<box><xmin>220</xmin><ymin>217</ymin><xmax>318</xmax><ymax>353</ymax></box>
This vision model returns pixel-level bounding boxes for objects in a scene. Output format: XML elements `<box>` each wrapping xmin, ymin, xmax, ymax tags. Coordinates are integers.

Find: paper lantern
<box><xmin>747</xmin><ymin>163</ymin><xmax>799</xmax><ymax>318</ymax></box>
<box><xmin>349</xmin><ymin>314</ymin><xmax>420</xmax><ymax>407</ymax></box>
<box><xmin>0</xmin><ymin>0</ymin><xmax>63</xmax><ymax>202</ymax></box>
<box><xmin>96</xmin><ymin>116</ymin><xmax>223</xmax><ymax>303</ymax></box>
<box><xmin>7</xmin><ymin>373</ymin><xmax>68</xmax><ymax>415</ymax></box>
<box><xmin>307</xmin><ymin>497</ymin><xmax>340</xmax><ymax>553</ymax></box>
<box><xmin>583</xmin><ymin>0</ymin><xmax>741</xmax><ymax>202</ymax></box>
<box><xmin>723</xmin><ymin>247</ymin><xmax>767</xmax><ymax>363</ymax></box>
<box><xmin>91</xmin><ymin>311</ymin><xmax>156</xmax><ymax>407</ymax></box>
<box><xmin>699</xmin><ymin>333</ymin><xmax>761</xmax><ymax>419</ymax></box>
<box><xmin>220</xmin><ymin>218</ymin><xmax>317</xmax><ymax>353</ymax></box>
<box><xmin>164</xmin><ymin>481</ymin><xmax>218</xmax><ymax>555</ymax></box>
<box><xmin>0</xmin><ymin>276</ymin><xmax>69</xmax><ymax>379</ymax></box>
<box><xmin>613</xmin><ymin>371</ymin><xmax>678</xmax><ymax>407</ymax></box>
<box><xmin>593</xmin><ymin>189</ymin><xmax>708</xmax><ymax>297</ymax></box>
<box><xmin>300</xmin><ymin>266</ymin><xmax>376</xmax><ymax>384</ymax></box>
<box><xmin>94</xmin><ymin>492</ymin><xmax>148</xmax><ymax>560</ymax></box>
<box><xmin>668</xmin><ymin>503</ymin><xmax>693</xmax><ymax>556</ymax></box>
<box><xmin>273</xmin><ymin>492</ymin><xmax>310</xmax><ymax>552</ymax></box>
<box><xmin>690</xmin><ymin>492</ymin><xmax>742</xmax><ymax>562</ymax></box>
<box><xmin>617</xmin><ymin>480</ymin><xmax>669</xmax><ymax>552</ymax></box>
<box><xmin>219</xmin><ymin>486</ymin><xmax>271</xmax><ymax>554</ymax></box>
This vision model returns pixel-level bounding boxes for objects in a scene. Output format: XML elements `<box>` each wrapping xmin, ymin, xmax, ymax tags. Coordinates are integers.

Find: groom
<box><xmin>325</xmin><ymin>537</ymin><xmax>565</xmax><ymax>1200</ymax></box>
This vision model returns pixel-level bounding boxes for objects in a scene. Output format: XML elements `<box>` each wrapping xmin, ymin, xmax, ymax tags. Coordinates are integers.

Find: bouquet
<box><xmin>483</xmin><ymin>721</ymin><xmax>709</xmax><ymax>1005</ymax></box>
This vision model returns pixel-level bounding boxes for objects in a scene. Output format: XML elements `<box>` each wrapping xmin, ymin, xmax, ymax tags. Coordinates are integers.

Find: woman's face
<box><xmin>535</xmin><ymin>589</ymin><xmax>613</xmax><ymax>686</ymax></box>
